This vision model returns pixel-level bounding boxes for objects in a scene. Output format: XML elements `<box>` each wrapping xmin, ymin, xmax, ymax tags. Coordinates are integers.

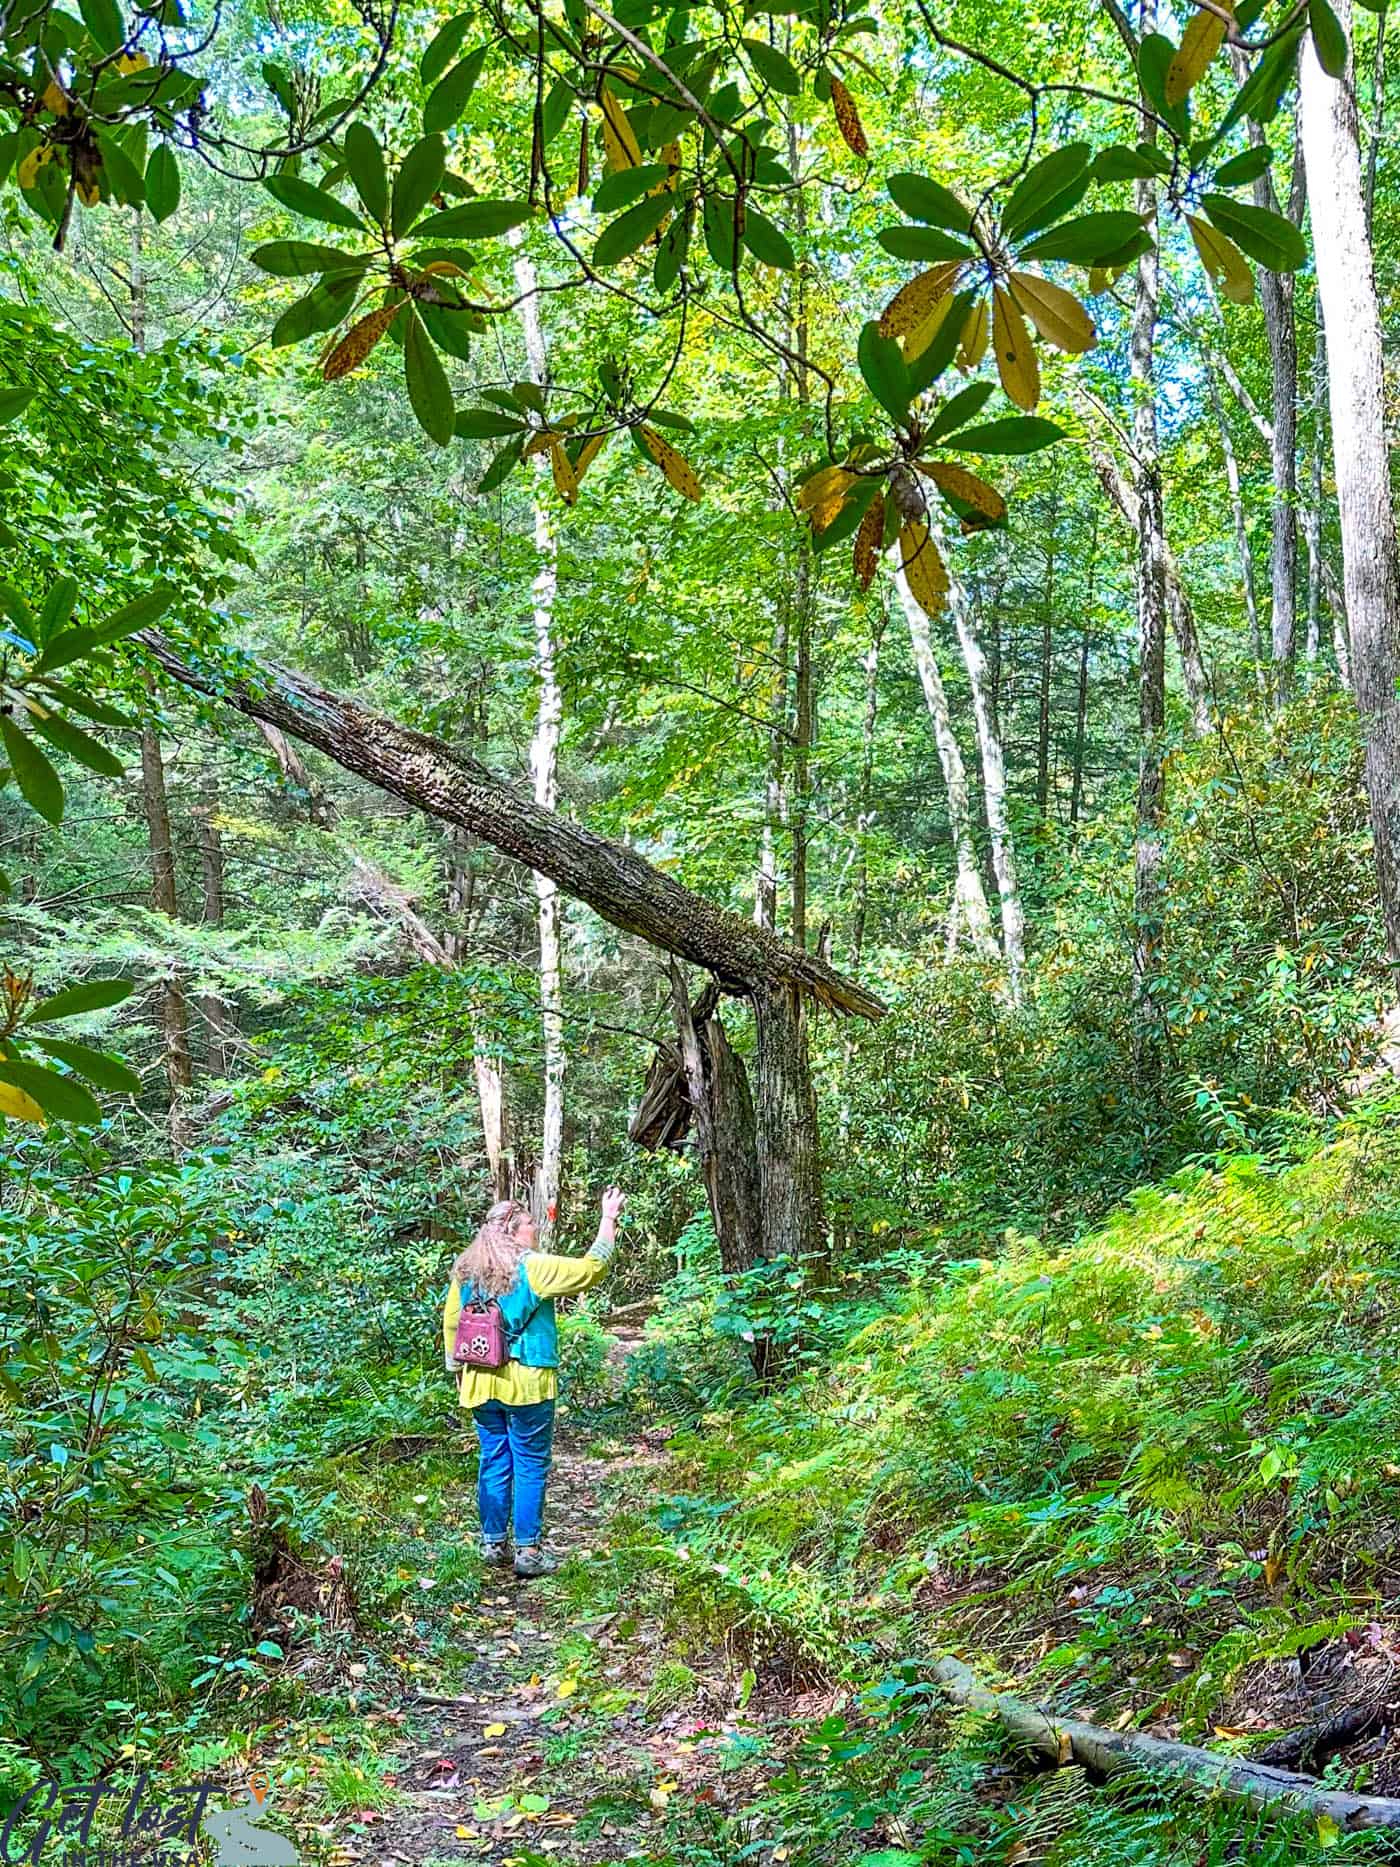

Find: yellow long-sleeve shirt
<box><xmin>442</xmin><ymin>1248</ymin><xmax>609</xmax><ymax>1408</ymax></box>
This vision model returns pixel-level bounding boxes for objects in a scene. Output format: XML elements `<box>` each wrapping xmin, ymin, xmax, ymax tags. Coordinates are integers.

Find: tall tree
<box><xmin>140</xmin><ymin>705</ymin><xmax>193</xmax><ymax>1140</ymax></box>
<box><xmin>892</xmin><ymin>561</ymin><xmax>998</xmax><ymax>962</ymax></box>
<box><xmin>511</xmin><ymin>239</ymin><xmax>566</xmax><ymax>1241</ymax></box>
<box><xmin>1103</xmin><ymin>0</ymin><xmax>1169</xmax><ymax>1084</ymax></box>
<box><xmin>931</xmin><ymin>515</ymin><xmax>1025</xmax><ymax>998</ymax></box>
<box><xmin>1301</xmin><ymin>4</ymin><xmax>1400</xmax><ymax>964</ymax></box>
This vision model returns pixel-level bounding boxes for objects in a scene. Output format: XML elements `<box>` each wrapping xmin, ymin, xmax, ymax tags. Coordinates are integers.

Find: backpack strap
<box><xmin>464</xmin><ymin>1264</ymin><xmax>543</xmax><ymax>1350</ymax></box>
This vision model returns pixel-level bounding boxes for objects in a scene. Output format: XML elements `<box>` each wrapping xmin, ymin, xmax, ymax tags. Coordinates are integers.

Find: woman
<box><xmin>442</xmin><ymin>1186</ymin><xmax>626</xmax><ymax>1576</ymax></box>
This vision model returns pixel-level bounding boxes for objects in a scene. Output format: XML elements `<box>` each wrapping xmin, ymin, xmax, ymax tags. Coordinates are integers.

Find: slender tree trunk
<box><xmin>893</xmin><ymin>559</ymin><xmax>999</xmax><ymax>961</ymax></box>
<box><xmin>756</xmin><ymin>615</ymin><xmax>787</xmax><ymax>933</ymax></box>
<box><xmin>850</xmin><ymin>605</ymin><xmax>885</xmax><ymax>970</ymax></box>
<box><xmin>140</xmin><ymin>711</ymin><xmax>193</xmax><ymax>1139</ymax></box>
<box><xmin>1301</xmin><ymin>5</ymin><xmax>1400</xmax><ymax>964</ymax></box>
<box><xmin>1234</xmin><ymin>79</ymin><xmax>1302</xmax><ymax>696</ymax></box>
<box><xmin>1077</xmin><ymin>407</ymin><xmax>1212</xmax><ymax>736</ymax></box>
<box><xmin>1203</xmin><ymin>339</ymin><xmax>1265</xmax><ymax>680</ymax></box>
<box><xmin>195</xmin><ymin>777</ymin><xmax>237</xmax><ymax>1077</ymax></box>
<box><xmin>839</xmin><ymin>603</ymin><xmax>883</xmax><ymax>1155</ymax></box>
<box><xmin>512</xmin><ymin>241</ymin><xmax>566</xmax><ymax>1241</ymax></box>
<box><xmin>474</xmin><ymin>1053</ymin><xmax>513</xmax><ymax>1202</ymax></box>
<box><xmin>1302</xmin><ymin>317</ymin><xmax>1326</xmax><ymax>666</ymax></box>
<box><xmin>1129</xmin><ymin>3</ymin><xmax>1169</xmax><ymax>1087</ymax></box>
<box><xmin>1070</xmin><ymin>516</ymin><xmax>1097</xmax><ymax>834</ymax></box>
<box><xmin>1035</xmin><ymin>510</ymin><xmax>1058</xmax><ymax>818</ymax></box>
<box><xmin>791</xmin><ymin>554</ymin><xmax>813</xmax><ymax>951</ymax></box>
<box><xmin>1367</xmin><ymin>4</ymin><xmax>1387</xmax><ymax>222</ymax></box>
<box><xmin>787</xmin><ymin>140</ymin><xmax>814</xmax><ymax>953</ymax></box>
<box><xmin>447</xmin><ymin>827</ymin><xmax>515</xmax><ymax>1201</ymax></box>
<box><xmin>930</xmin><ymin>514</ymin><xmax>1025</xmax><ymax>996</ymax></box>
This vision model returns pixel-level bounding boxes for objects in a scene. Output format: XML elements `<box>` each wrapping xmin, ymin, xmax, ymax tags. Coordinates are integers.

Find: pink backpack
<box><xmin>453</xmin><ymin>1294</ymin><xmax>508</xmax><ymax>1370</ymax></box>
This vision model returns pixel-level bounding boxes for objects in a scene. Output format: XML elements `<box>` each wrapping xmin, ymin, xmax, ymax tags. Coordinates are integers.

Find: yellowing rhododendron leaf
<box><xmin>917</xmin><ymin>460</ymin><xmax>1007</xmax><ymax>524</ymax></box>
<box><xmin>1007</xmin><ymin>271</ymin><xmax>1096</xmax><ymax>354</ymax></box>
<box><xmin>18</xmin><ymin>144</ymin><xmax>53</xmax><ymax>189</ymax></box>
<box><xmin>523</xmin><ymin>430</ymin><xmax>561</xmax><ymax>458</ymax></box>
<box><xmin>797</xmin><ymin>465</ymin><xmax>854</xmax><ymax>514</ymax></box>
<box><xmin>904</xmin><ymin>293</ymin><xmax>956</xmax><ymax>361</ymax></box>
<box><xmin>959</xmin><ymin>295</ymin><xmax>989</xmax><ymax>369</ymax></box>
<box><xmin>41</xmin><ymin>80</ymin><xmax>69</xmax><ymax>115</ymax></box>
<box><xmin>829</xmin><ymin>77</ymin><xmax>869</xmax><ymax>158</ymax></box>
<box><xmin>1166</xmin><ymin>6</ymin><xmax>1229</xmax><ymax>105</ymax></box>
<box><xmin>573</xmin><ymin>432</ymin><xmax>608</xmax><ymax>483</ymax></box>
<box><xmin>599</xmin><ymin>81</ymin><xmax>641</xmax><ymax>171</ymax></box>
<box><xmin>878</xmin><ymin>262</ymin><xmax>963</xmax><ymax>341</ymax></box>
<box><xmin>550</xmin><ymin>441</ymin><xmax>579</xmax><ymax>505</ymax></box>
<box><xmin>322</xmin><ymin>302</ymin><xmax>403</xmax><ymax>381</ymax></box>
<box><xmin>992</xmin><ymin>285</ymin><xmax>1039</xmax><ymax>411</ymax></box>
<box><xmin>900</xmin><ymin>519</ymin><xmax>948</xmax><ymax>618</ymax></box>
<box><xmin>638</xmin><ymin>424</ymin><xmax>701</xmax><ymax>499</ymax></box>
<box><xmin>853</xmin><ymin>493</ymin><xmax>885</xmax><ymax>590</ymax></box>
<box><xmin>1187</xmin><ymin>214</ymin><xmax>1255</xmax><ymax>304</ymax></box>
<box><xmin>0</xmin><ymin>1082</ymin><xmax>46</xmax><ymax>1124</ymax></box>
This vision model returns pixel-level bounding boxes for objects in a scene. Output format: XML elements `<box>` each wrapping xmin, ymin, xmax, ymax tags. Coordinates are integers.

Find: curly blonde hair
<box><xmin>452</xmin><ymin>1199</ymin><xmax>532</xmax><ymax>1297</ymax></box>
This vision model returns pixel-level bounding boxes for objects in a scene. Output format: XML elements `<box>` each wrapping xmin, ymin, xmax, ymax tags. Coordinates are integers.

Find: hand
<box><xmin>600</xmin><ymin>1185</ymin><xmax>626</xmax><ymax>1224</ymax></box>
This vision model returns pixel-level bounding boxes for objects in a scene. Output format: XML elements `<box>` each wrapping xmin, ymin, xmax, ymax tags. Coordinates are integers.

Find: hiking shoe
<box><xmin>513</xmin><ymin>1544</ymin><xmax>558</xmax><ymax>1578</ymax></box>
<box><xmin>480</xmin><ymin>1539</ymin><xmax>511</xmax><ymax>1566</ymax></box>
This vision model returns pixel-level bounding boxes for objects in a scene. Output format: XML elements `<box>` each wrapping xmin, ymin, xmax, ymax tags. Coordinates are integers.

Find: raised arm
<box><xmin>525</xmin><ymin>1187</ymin><xmax>628</xmax><ymax>1297</ymax></box>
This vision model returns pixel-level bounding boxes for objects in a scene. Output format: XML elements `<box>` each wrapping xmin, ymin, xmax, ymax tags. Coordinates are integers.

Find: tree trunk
<box><xmin>893</xmin><ymin>558</ymin><xmax>998</xmax><ymax>962</ymax></box>
<box><xmin>474</xmin><ymin>1052</ymin><xmax>513</xmax><ymax>1202</ymax></box>
<box><xmin>1367</xmin><ymin>4</ymin><xmax>1387</xmax><ymax>221</ymax></box>
<box><xmin>139</xmin><ymin>709</ymin><xmax>193</xmax><ymax>1139</ymax></box>
<box><xmin>1078</xmin><ymin>407</ymin><xmax>1212</xmax><ymax>737</ymax></box>
<box><xmin>1035</xmin><ymin>509</ymin><xmax>1057</xmax><ymax>818</ymax></box>
<box><xmin>1301</xmin><ymin>4</ymin><xmax>1400</xmax><ymax>965</ymax></box>
<box><xmin>668</xmin><ymin>967</ymin><xmax>763</xmax><ymax>1273</ymax></box>
<box><xmin>751</xmin><ymin>981</ymin><xmax>825</xmax><ymax>1269</ymax></box>
<box><xmin>1303</xmin><ymin>316</ymin><xmax>1327</xmax><ymax>666</ymax></box>
<box><xmin>1129</xmin><ymin>3</ymin><xmax>1169</xmax><ymax>1087</ymax></box>
<box><xmin>850</xmin><ymin>604</ymin><xmax>885</xmax><ymax>970</ymax></box>
<box><xmin>194</xmin><ymin>777</ymin><xmax>237</xmax><ymax>1078</ymax></box>
<box><xmin>756</xmin><ymin>628</ymin><xmax>786</xmax><ymax>936</ymax></box>
<box><xmin>931</xmin><ymin>516</ymin><xmax>1025</xmax><ymax>997</ymax></box>
<box><xmin>140</xmin><ymin>635</ymin><xmax>883</xmax><ymax>1017</ymax></box>
<box><xmin>1234</xmin><ymin>75</ymin><xmax>1301</xmax><ymax>696</ymax></box>
<box><xmin>791</xmin><ymin>549</ymin><xmax>813</xmax><ymax>951</ymax></box>
<box><xmin>784</xmin><ymin>104</ymin><xmax>815</xmax><ymax>953</ymax></box>
<box><xmin>1202</xmin><ymin>337</ymin><xmax>1265</xmax><ymax>680</ymax></box>
<box><xmin>1070</xmin><ymin>515</ymin><xmax>1097</xmax><ymax>834</ymax></box>
<box><xmin>513</xmin><ymin>240</ymin><xmax>566</xmax><ymax>1241</ymax></box>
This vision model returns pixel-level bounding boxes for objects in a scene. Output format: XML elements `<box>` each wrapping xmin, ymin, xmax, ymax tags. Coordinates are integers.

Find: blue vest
<box><xmin>464</xmin><ymin>1260</ymin><xmax>558</xmax><ymax>1368</ymax></box>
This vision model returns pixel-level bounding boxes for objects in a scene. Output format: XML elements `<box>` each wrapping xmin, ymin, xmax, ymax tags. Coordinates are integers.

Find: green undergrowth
<box><xmin>587</xmin><ymin>1107</ymin><xmax>1400</xmax><ymax>1863</ymax></box>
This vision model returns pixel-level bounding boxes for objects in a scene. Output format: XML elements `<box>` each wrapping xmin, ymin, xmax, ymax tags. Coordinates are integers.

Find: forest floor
<box><xmin>303</xmin><ymin>1324</ymin><xmax>841</xmax><ymax>1867</ymax></box>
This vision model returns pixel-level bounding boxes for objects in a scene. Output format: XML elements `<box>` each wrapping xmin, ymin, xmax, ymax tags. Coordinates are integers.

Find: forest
<box><xmin>6</xmin><ymin>0</ymin><xmax>1400</xmax><ymax>1857</ymax></box>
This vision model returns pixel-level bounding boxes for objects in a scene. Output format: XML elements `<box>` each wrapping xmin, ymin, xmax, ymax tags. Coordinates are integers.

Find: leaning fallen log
<box><xmin>926</xmin><ymin>1654</ymin><xmax>1400</xmax><ymax>1831</ymax></box>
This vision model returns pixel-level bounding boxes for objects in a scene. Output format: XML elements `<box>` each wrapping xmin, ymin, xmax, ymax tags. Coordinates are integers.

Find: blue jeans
<box><xmin>472</xmin><ymin>1398</ymin><xmax>555</xmax><ymax>1545</ymax></box>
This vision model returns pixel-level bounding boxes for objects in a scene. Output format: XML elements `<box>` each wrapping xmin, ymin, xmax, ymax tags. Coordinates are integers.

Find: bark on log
<box><xmin>926</xmin><ymin>1654</ymin><xmax>1400</xmax><ymax>1830</ymax></box>
<box><xmin>137</xmin><ymin>634</ymin><xmax>883</xmax><ymax>1019</ymax></box>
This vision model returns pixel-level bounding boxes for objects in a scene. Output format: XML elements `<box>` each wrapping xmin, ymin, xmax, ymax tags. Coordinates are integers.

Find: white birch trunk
<box><xmin>924</xmin><ymin>514</ymin><xmax>1026</xmax><ymax>996</ymax></box>
<box><xmin>512</xmin><ymin>239</ymin><xmax>566</xmax><ymax>1239</ymax></box>
<box><xmin>891</xmin><ymin>559</ymin><xmax>999</xmax><ymax>964</ymax></box>
<box><xmin>1301</xmin><ymin>7</ymin><xmax>1400</xmax><ymax>963</ymax></box>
